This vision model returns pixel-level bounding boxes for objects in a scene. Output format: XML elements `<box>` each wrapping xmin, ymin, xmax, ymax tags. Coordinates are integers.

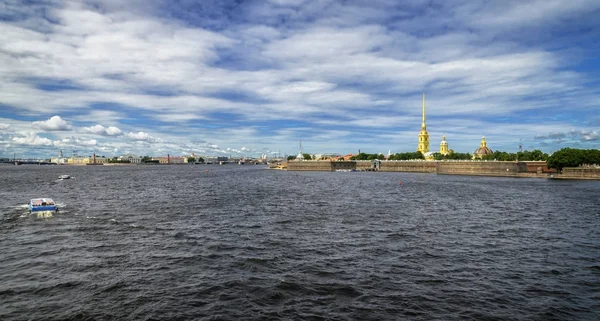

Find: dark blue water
<box><xmin>1</xmin><ymin>164</ymin><xmax>599</xmax><ymax>320</ymax></box>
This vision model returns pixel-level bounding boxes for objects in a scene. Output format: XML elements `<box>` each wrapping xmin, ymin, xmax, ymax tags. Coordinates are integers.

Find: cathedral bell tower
<box><xmin>417</xmin><ymin>93</ymin><xmax>430</xmax><ymax>154</ymax></box>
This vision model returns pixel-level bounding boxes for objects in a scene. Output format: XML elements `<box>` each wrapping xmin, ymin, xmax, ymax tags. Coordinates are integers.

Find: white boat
<box><xmin>58</xmin><ymin>174</ymin><xmax>70</xmax><ymax>179</ymax></box>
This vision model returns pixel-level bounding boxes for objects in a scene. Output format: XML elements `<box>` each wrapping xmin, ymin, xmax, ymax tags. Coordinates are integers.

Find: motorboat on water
<box><xmin>58</xmin><ymin>174</ymin><xmax>70</xmax><ymax>179</ymax></box>
<box><xmin>29</xmin><ymin>198</ymin><xmax>58</xmax><ymax>217</ymax></box>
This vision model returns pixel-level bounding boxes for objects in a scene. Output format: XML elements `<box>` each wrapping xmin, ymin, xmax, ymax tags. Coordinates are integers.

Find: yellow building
<box><xmin>417</xmin><ymin>93</ymin><xmax>429</xmax><ymax>154</ymax></box>
<box><xmin>440</xmin><ymin>135</ymin><xmax>449</xmax><ymax>155</ymax></box>
<box><xmin>67</xmin><ymin>156</ymin><xmax>90</xmax><ymax>165</ymax></box>
<box><xmin>473</xmin><ymin>136</ymin><xmax>494</xmax><ymax>159</ymax></box>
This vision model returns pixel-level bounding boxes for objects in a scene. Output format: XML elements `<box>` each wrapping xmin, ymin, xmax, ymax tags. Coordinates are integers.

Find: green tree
<box><xmin>388</xmin><ymin>151</ymin><xmax>424</xmax><ymax>160</ymax></box>
<box><xmin>530</xmin><ymin>149</ymin><xmax>549</xmax><ymax>161</ymax></box>
<box><xmin>302</xmin><ymin>153</ymin><xmax>312</xmax><ymax>160</ymax></box>
<box><xmin>287</xmin><ymin>155</ymin><xmax>296</xmax><ymax>161</ymax></box>
<box><xmin>197</xmin><ymin>157</ymin><xmax>204</xmax><ymax>163</ymax></box>
<box><xmin>547</xmin><ymin>148</ymin><xmax>585</xmax><ymax>171</ymax></box>
<box><xmin>141</xmin><ymin>156</ymin><xmax>152</xmax><ymax>163</ymax></box>
<box><xmin>446</xmin><ymin>152</ymin><xmax>472</xmax><ymax>160</ymax></box>
<box><xmin>187</xmin><ymin>156</ymin><xmax>196</xmax><ymax>163</ymax></box>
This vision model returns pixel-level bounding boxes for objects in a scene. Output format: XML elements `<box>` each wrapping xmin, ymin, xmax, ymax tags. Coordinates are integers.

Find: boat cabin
<box><xmin>29</xmin><ymin>198</ymin><xmax>58</xmax><ymax>213</ymax></box>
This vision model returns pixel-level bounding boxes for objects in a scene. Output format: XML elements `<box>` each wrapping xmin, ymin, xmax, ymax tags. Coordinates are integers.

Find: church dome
<box><xmin>473</xmin><ymin>146</ymin><xmax>493</xmax><ymax>156</ymax></box>
<box><xmin>473</xmin><ymin>136</ymin><xmax>493</xmax><ymax>158</ymax></box>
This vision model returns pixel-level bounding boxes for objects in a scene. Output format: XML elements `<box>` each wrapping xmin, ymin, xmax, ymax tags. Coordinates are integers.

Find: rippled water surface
<box><xmin>1</xmin><ymin>164</ymin><xmax>599</xmax><ymax>320</ymax></box>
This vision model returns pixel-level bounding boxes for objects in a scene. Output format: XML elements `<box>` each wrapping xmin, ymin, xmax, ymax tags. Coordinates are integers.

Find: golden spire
<box><xmin>417</xmin><ymin>92</ymin><xmax>430</xmax><ymax>154</ymax></box>
<box><xmin>421</xmin><ymin>92</ymin><xmax>426</xmax><ymax>129</ymax></box>
<box><xmin>481</xmin><ymin>136</ymin><xmax>487</xmax><ymax>148</ymax></box>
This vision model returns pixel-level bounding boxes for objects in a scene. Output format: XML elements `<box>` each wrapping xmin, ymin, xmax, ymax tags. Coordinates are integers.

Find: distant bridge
<box><xmin>0</xmin><ymin>159</ymin><xmax>55</xmax><ymax>165</ymax></box>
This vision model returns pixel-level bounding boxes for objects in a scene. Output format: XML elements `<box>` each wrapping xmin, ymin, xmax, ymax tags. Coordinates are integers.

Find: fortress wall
<box><xmin>380</xmin><ymin>161</ymin><xmax>437</xmax><ymax>172</ymax></box>
<box><xmin>356</xmin><ymin>161</ymin><xmax>373</xmax><ymax>170</ymax></box>
<box><xmin>332</xmin><ymin>161</ymin><xmax>357</xmax><ymax>171</ymax></box>
<box><xmin>521</xmin><ymin>161</ymin><xmax>557</xmax><ymax>173</ymax></box>
<box><xmin>558</xmin><ymin>167</ymin><xmax>600</xmax><ymax>179</ymax></box>
<box><xmin>285</xmin><ymin>160</ymin><xmax>598</xmax><ymax>180</ymax></box>
<box><xmin>437</xmin><ymin>161</ymin><xmax>520</xmax><ymax>175</ymax></box>
<box><xmin>287</xmin><ymin>161</ymin><xmax>333</xmax><ymax>171</ymax></box>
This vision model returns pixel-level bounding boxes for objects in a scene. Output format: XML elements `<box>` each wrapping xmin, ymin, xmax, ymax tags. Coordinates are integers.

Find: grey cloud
<box><xmin>580</xmin><ymin>131</ymin><xmax>600</xmax><ymax>141</ymax></box>
<box><xmin>535</xmin><ymin>130</ymin><xmax>600</xmax><ymax>142</ymax></box>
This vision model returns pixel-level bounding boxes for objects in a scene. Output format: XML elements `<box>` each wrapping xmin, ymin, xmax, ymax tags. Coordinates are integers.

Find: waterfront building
<box><xmin>154</xmin><ymin>155</ymin><xmax>186</xmax><ymax>164</ymax></box>
<box><xmin>440</xmin><ymin>135</ymin><xmax>449</xmax><ymax>156</ymax></box>
<box><xmin>417</xmin><ymin>93</ymin><xmax>430</xmax><ymax>154</ymax></box>
<box><xmin>68</xmin><ymin>156</ymin><xmax>90</xmax><ymax>165</ymax></box>
<box><xmin>473</xmin><ymin>136</ymin><xmax>493</xmax><ymax>159</ymax></box>
<box><xmin>92</xmin><ymin>155</ymin><xmax>107</xmax><ymax>164</ymax></box>
<box><xmin>183</xmin><ymin>152</ymin><xmax>195</xmax><ymax>163</ymax></box>
<box><xmin>120</xmin><ymin>154</ymin><xmax>141</xmax><ymax>163</ymax></box>
<box><xmin>51</xmin><ymin>152</ymin><xmax>68</xmax><ymax>164</ymax></box>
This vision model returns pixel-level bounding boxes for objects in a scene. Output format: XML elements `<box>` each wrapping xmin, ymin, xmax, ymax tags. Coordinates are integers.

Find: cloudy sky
<box><xmin>1</xmin><ymin>0</ymin><xmax>599</xmax><ymax>159</ymax></box>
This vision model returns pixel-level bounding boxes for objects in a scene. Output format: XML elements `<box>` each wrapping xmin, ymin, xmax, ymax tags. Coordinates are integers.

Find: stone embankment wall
<box><xmin>286</xmin><ymin>160</ymin><xmax>599</xmax><ymax>180</ymax></box>
<box><xmin>437</xmin><ymin>161</ymin><xmax>521</xmax><ymax>176</ymax></box>
<box><xmin>287</xmin><ymin>161</ymin><xmax>333</xmax><ymax>171</ymax></box>
<box><xmin>356</xmin><ymin>161</ymin><xmax>373</xmax><ymax>171</ymax></box>
<box><xmin>556</xmin><ymin>167</ymin><xmax>600</xmax><ymax>180</ymax></box>
<box><xmin>332</xmin><ymin>161</ymin><xmax>357</xmax><ymax>171</ymax></box>
<box><xmin>380</xmin><ymin>161</ymin><xmax>437</xmax><ymax>172</ymax></box>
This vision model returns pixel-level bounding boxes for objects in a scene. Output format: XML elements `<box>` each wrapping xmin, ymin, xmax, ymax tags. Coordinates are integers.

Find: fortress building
<box><xmin>473</xmin><ymin>136</ymin><xmax>493</xmax><ymax>159</ymax></box>
<box><xmin>417</xmin><ymin>93</ymin><xmax>430</xmax><ymax>154</ymax></box>
<box><xmin>440</xmin><ymin>135</ymin><xmax>449</xmax><ymax>155</ymax></box>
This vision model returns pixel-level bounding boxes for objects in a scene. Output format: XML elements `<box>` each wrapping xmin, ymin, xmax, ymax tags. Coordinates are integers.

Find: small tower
<box><xmin>440</xmin><ymin>135</ymin><xmax>449</xmax><ymax>155</ymax></box>
<box><xmin>295</xmin><ymin>139</ymin><xmax>304</xmax><ymax>160</ymax></box>
<box><xmin>417</xmin><ymin>92</ymin><xmax>430</xmax><ymax>154</ymax></box>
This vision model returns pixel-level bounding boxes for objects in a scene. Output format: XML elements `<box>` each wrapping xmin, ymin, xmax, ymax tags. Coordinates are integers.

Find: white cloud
<box><xmin>12</xmin><ymin>133</ymin><xmax>53</xmax><ymax>146</ymax></box>
<box><xmin>125</xmin><ymin>131</ymin><xmax>153</xmax><ymax>141</ymax></box>
<box><xmin>0</xmin><ymin>123</ymin><xmax>9</xmax><ymax>130</ymax></box>
<box><xmin>105</xmin><ymin>126</ymin><xmax>122</xmax><ymax>136</ymax></box>
<box><xmin>53</xmin><ymin>136</ymin><xmax>97</xmax><ymax>147</ymax></box>
<box><xmin>32</xmin><ymin>116</ymin><xmax>71</xmax><ymax>131</ymax></box>
<box><xmin>86</xmin><ymin>139</ymin><xmax>97</xmax><ymax>146</ymax></box>
<box><xmin>83</xmin><ymin>124</ymin><xmax>122</xmax><ymax>136</ymax></box>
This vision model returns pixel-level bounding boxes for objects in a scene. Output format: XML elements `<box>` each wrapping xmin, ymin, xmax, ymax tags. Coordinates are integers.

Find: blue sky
<box><xmin>1</xmin><ymin>0</ymin><xmax>599</xmax><ymax>159</ymax></box>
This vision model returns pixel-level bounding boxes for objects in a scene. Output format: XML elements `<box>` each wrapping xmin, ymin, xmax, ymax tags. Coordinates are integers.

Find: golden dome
<box><xmin>474</xmin><ymin>146</ymin><xmax>493</xmax><ymax>156</ymax></box>
<box><xmin>473</xmin><ymin>136</ymin><xmax>493</xmax><ymax>157</ymax></box>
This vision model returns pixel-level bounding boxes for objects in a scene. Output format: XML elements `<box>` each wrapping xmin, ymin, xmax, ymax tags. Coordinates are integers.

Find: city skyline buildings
<box><xmin>0</xmin><ymin>1</ymin><xmax>599</xmax><ymax>159</ymax></box>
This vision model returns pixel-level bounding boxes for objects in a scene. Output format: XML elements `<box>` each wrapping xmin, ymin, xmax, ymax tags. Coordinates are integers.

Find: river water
<box><xmin>0</xmin><ymin>164</ymin><xmax>599</xmax><ymax>320</ymax></box>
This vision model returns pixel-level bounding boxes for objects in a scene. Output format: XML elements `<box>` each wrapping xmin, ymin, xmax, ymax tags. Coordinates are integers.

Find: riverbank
<box><xmin>286</xmin><ymin>160</ymin><xmax>600</xmax><ymax>180</ymax></box>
